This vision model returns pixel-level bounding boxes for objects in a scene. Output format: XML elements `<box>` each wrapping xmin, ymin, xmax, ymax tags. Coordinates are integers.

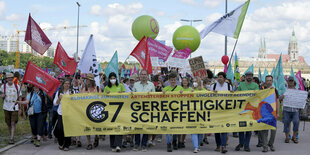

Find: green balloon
<box><xmin>132</xmin><ymin>15</ymin><xmax>159</xmax><ymax>41</ymax></box>
<box><xmin>172</xmin><ymin>25</ymin><xmax>200</xmax><ymax>53</ymax></box>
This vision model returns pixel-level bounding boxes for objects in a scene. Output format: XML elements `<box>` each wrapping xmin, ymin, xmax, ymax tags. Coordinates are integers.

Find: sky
<box><xmin>0</xmin><ymin>0</ymin><xmax>309</xmax><ymax>64</ymax></box>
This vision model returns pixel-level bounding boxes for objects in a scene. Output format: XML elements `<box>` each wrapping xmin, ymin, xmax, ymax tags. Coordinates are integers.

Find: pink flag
<box><xmin>24</xmin><ymin>14</ymin><xmax>52</xmax><ymax>55</ymax></box>
<box><xmin>147</xmin><ymin>38</ymin><xmax>172</xmax><ymax>61</ymax></box>
<box><xmin>172</xmin><ymin>47</ymin><xmax>191</xmax><ymax>59</ymax></box>
<box><xmin>130</xmin><ymin>68</ymin><xmax>133</xmax><ymax>76</ymax></box>
<box><xmin>295</xmin><ymin>71</ymin><xmax>304</xmax><ymax>90</ymax></box>
<box><xmin>224</xmin><ymin>64</ymin><xmax>228</xmax><ymax>73</ymax></box>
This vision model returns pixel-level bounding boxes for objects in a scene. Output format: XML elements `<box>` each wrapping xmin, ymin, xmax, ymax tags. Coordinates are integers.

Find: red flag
<box><xmin>23</xmin><ymin>61</ymin><xmax>60</xmax><ymax>96</ymax></box>
<box><xmin>121</xmin><ymin>64</ymin><xmax>126</xmax><ymax>69</ymax></box>
<box><xmin>24</xmin><ymin>14</ymin><xmax>52</xmax><ymax>55</ymax></box>
<box><xmin>53</xmin><ymin>42</ymin><xmax>78</xmax><ymax>75</ymax></box>
<box><xmin>129</xmin><ymin>36</ymin><xmax>152</xmax><ymax>74</ymax></box>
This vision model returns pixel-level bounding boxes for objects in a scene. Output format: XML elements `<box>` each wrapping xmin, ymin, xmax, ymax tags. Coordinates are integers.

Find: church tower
<box><xmin>258</xmin><ymin>37</ymin><xmax>267</xmax><ymax>59</ymax></box>
<box><xmin>288</xmin><ymin>30</ymin><xmax>299</xmax><ymax>62</ymax></box>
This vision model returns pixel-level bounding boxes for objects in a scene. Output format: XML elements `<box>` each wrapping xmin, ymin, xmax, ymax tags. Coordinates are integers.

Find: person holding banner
<box><xmin>104</xmin><ymin>72</ymin><xmax>125</xmax><ymax>152</ymax></box>
<box><xmin>235</xmin><ymin>71</ymin><xmax>259</xmax><ymax>152</ymax></box>
<box><xmin>179</xmin><ymin>77</ymin><xmax>192</xmax><ymax>149</ymax></box>
<box><xmin>259</xmin><ymin>75</ymin><xmax>279</xmax><ymax>152</ymax></box>
<box><xmin>191</xmin><ymin>76</ymin><xmax>205</xmax><ymax>153</ymax></box>
<box><xmin>211</xmin><ymin>72</ymin><xmax>232</xmax><ymax>153</ymax></box>
<box><xmin>132</xmin><ymin>70</ymin><xmax>155</xmax><ymax>152</ymax></box>
<box><xmin>280</xmin><ymin>76</ymin><xmax>300</xmax><ymax>144</ymax></box>
<box><xmin>162</xmin><ymin>72</ymin><xmax>183</xmax><ymax>152</ymax></box>
<box><xmin>53</xmin><ymin>79</ymin><xmax>72</xmax><ymax>151</ymax></box>
<box><xmin>82</xmin><ymin>73</ymin><xmax>100</xmax><ymax>150</ymax></box>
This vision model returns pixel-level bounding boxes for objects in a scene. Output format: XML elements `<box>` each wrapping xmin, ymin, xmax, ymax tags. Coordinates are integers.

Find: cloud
<box><xmin>203</xmin><ymin>0</ymin><xmax>221</xmax><ymax>8</ymax></box>
<box><xmin>5</xmin><ymin>13</ymin><xmax>23</xmax><ymax>22</ymax></box>
<box><xmin>90</xmin><ymin>5</ymin><xmax>102</xmax><ymax>16</ymax></box>
<box><xmin>103</xmin><ymin>3</ymin><xmax>143</xmax><ymax>16</ymax></box>
<box><xmin>0</xmin><ymin>1</ymin><xmax>6</xmax><ymax>19</ymax></box>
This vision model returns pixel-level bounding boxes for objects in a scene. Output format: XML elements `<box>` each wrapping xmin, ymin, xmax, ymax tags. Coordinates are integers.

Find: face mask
<box><xmin>110</xmin><ymin>79</ymin><xmax>116</xmax><ymax>84</ymax></box>
<box><xmin>193</xmin><ymin>82</ymin><xmax>198</xmax><ymax>88</ymax></box>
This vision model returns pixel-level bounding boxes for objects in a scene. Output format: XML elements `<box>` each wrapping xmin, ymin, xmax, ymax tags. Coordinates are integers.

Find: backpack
<box><xmin>3</xmin><ymin>83</ymin><xmax>19</xmax><ymax>100</ymax></box>
<box><xmin>213</xmin><ymin>82</ymin><xmax>231</xmax><ymax>91</ymax></box>
<box><xmin>28</xmin><ymin>90</ymin><xmax>47</xmax><ymax>113</ymax></box>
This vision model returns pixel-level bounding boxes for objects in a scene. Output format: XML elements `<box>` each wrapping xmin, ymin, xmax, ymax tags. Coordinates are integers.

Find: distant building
<box><xmin>207</xmin><ymin>30</ymin><xmax>310</xmax><ymax>78</ymax></box>
<box><xmin>0</xmin><ymin>35</ymin><xmax>18</xmax><ymax>52</ymax></box>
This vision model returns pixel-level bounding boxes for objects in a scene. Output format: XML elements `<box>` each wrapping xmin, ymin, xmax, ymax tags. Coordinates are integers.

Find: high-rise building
<box><xmin>0</xmin><ymin>35</ymin><xmax>18</xmax><ymax>52</ymax></box>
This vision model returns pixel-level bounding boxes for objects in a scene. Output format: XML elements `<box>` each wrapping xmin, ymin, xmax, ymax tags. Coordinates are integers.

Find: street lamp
<box><xmin>76</xmin><ymin>2</ymin><xmax>80</xmax><ymax>56</ymax></box>
<box><xmin>180</xmin><ymin>19</ymin><xmax>202</xmax><ymax>26</ymax></box>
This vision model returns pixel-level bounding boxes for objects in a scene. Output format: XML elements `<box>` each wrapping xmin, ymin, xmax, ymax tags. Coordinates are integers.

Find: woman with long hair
<box><xmin>53</xmin><ymin>78</ymin><xmax>72</xmax><ymax>151</ymax></box>
<box><xmin>104</xmin><ymin>72</ymin><xmax>125</xmax><ymax>152</ymax></box>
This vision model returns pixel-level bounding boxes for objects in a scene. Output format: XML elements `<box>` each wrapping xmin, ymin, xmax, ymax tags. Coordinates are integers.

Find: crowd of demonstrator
<box><xmin>0</xmin><ymin>68</ymin><xmax>309</xmax><ymax>153</ymax></box>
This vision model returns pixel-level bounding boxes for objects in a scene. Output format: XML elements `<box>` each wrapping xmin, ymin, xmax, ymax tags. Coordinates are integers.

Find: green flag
<box><xmin>262</xmin><ymin>68</ymin><xmax>268</xmax><ymax>83</ymax></box>
<box><xmin>234</xmin><ymin>52</ymin><xmax>240</xmax><ymax>82</ymax></box>
<box><xmin>243</xmin><ymin>64</ymin><xmax>254</xmax><ymax>75</ymax></box>
<box><xmin>274</xmin><ymin>54</ymin><xmax>286</xmax><ymax>96</ymax></box>
<box><xmin>226</xmin><ymin>63</ymin><xmax>234</xmax><ymax>83</ymax></box>
<box><xmin>258</xmin><ymin>67</ymin><xmax>262</xmax><ymax>82</ymax></box>
<box><xmin>105</xmin><ymin>51</ymin><xmax>119</xmax><ymax>81</ymax></box>
<box><xmin>290</xmin><ymin>66</ymin><xmax>299</xmax><ymax>89</ymax></box>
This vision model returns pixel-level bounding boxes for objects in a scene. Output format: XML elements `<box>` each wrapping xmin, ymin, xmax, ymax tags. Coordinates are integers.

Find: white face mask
<box><xmin>193</xmin><ymin>82</ymin><xmax>198</xmax><ymax>88</ymax></box>
<box><xmin>110</xmin><ymin>79</ymin><xmax>116</xmax><ymax>84</ymax></box>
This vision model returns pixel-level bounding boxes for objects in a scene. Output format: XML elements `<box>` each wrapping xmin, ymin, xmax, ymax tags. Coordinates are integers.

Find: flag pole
<box><xmin>228</xmin><ymin>38</ymin><xmax>239</xmax><ymax>66</ymax></box>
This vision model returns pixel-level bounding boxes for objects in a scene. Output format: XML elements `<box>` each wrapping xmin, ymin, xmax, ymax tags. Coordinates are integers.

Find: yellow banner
<box><xmin>62</xmin><ymin>89</ymin><xmax>277</xmax><ymax>137</ymax></box>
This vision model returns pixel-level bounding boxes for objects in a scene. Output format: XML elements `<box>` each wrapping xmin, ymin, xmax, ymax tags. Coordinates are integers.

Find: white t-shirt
<box><xmin>53</xmin><ymin>90</ymin><xmax>70</xmax><ymax>115</ymax></box>
<box><xmin>211</xmin><ymin>81</ymin><xmax>230</xmax><ymax>91</ymax></box>
<box><xmin>0</xmin><ymin>83</ymin><xmax>21</xmax><ymax>111</ymax></box>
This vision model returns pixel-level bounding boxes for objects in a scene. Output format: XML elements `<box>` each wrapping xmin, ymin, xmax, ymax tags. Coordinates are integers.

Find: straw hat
<box><xmin>85</xmin><ymin>73</ymin><xmax>95</xmax><ymax>81</ymax></box>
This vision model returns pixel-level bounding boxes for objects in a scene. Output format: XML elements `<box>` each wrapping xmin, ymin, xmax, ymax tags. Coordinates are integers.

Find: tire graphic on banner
<box><xmin>86</xmin><ymin>101</ymin><xmax>108</xmax><ymax>123</ymax></box>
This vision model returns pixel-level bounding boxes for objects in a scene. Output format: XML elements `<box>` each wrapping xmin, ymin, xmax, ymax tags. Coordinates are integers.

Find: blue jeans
<box><xmin>215</xmin><ymin>133</ymin><xmax>227</xmax><ymax>147</ymax></box>
<box><xmin>239</xmin><ymin>131</ymin><xmax>251</xmax><ymax>147</ymax></box>
<box><xmin>135</xmin><ymin>134</ymin><xmax>148</xmax><ymax>147</ymax></box>
<box><xmin>191</xmin><ymin>134</ymin><xmax>203</xmax><ymax>149</ymax></box>
<box><xmin>166</xmin><ymin>134</ymin><xmax>178</xmax><ymax>144</ymax></box>
<box><xmin>283</xmin><ymin>111</ymin><xmax>299</xmax><ymax>133</ymax></box>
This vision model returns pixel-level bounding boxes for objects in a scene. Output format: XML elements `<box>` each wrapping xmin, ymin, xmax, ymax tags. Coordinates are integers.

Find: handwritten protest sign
<box><xmin>189</xmin><ymin>56</ymin><xmax>207</xmax><ymax>78</ymax></box>
<box><xmin>283</xmin><ymin>89</ymin><xmax>308</xmax><ymax>109</ymax></box>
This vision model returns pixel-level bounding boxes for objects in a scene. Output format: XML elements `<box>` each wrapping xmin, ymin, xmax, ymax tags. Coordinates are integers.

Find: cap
<box><xmin>130</xmin><ymin>74</ymin><xmax>138</xmax><ymax>80</ymax></box>
<box><xmin>288</xmin><ymin>76</ymin><xmax>295</xmax><ymax>81</ymax></box>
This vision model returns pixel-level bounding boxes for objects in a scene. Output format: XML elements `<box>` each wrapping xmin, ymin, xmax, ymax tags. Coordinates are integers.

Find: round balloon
<box><xmin>172</xmin><ymin>25</ymin><xmax>200</xmax><ymax>53</ymax></box>
<box><xmin>221</xmin><ymin>55</ymin><xmax>229</xmax><ymax>65</ymax></box>
<box><xmin>131</xmin><ymin>15</ymin><xmax>159</xmax><ymax>41</ymax></box>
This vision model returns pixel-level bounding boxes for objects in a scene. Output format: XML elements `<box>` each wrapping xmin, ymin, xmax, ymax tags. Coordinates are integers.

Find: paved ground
<box><xmin>2</xmin><ymin>121</ymin><xmax>310</xmax><ymax>155</ymax></box>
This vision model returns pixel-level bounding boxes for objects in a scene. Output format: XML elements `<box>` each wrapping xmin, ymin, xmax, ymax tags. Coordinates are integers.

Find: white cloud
<box><xmin>90</xmin><ymin>5</ymin><xmax>102</xmax><ymax>16</ymax></box>
<box><xmin>0</xmin><ymin>1</ymin><xmax>6</xmax><ymax>19</ymax></box>
<box><xmin>204</xmin><ymin>0</ymin><xmax>221</xmax><ymax>8</ymax></box>
<box><xmin>103</xmin><ymin>3</ymin><xmax>143</xmax><ymax>16</ymax></box>
<box><xmin>5</xmin><ymin>13</ymin><xmax>23</xmax><ymax>22</ymax></box>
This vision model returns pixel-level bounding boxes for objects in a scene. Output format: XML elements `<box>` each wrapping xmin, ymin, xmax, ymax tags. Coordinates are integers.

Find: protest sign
<box><xmin>62</xmin><ymin>89</ymin><xmax>277</xmax><ymax>136</ymax></box>
<box><xmin>189</xmin><ymin>56</ymin><xmax>207</xmax><ymax>78</ymax></box>
<box><xmin>283</xmin><ymin>89</ymin><xmax>308</xmax><ymax>109</ymax></box>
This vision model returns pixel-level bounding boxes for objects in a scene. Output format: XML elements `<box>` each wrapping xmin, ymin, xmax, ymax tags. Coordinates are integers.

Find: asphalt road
<box><xmin>2</xmin><ymin>121</ymin><xmax>310</xmax><ymax>155</ymax></box>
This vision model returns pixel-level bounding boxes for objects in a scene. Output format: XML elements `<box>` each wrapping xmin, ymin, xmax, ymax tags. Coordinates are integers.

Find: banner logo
<box><xmin>86</xmin><ymin>101</ymin><xmax>109</xmax><ymax>123</ymax></box>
